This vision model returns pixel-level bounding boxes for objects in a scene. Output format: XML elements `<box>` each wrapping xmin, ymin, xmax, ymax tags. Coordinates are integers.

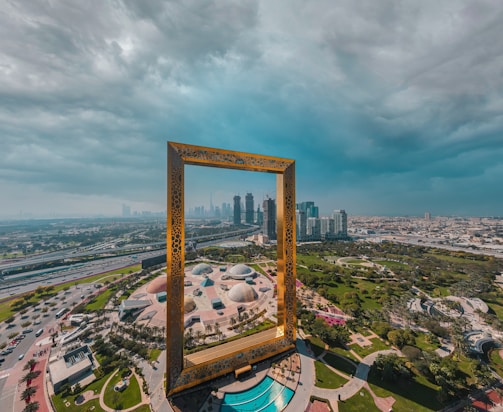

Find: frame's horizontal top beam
<box><xmin>168</xmin><ymin>141</ymin><xmax>294</xmax><ymax>173</ymax></box>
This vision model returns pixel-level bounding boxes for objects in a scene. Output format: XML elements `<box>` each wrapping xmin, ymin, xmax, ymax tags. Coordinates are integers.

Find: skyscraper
<box><xmin>263</xmin><ymin>197</ymin><xmax>276</xmax><ymax>240</ymax></box>
<box><xmin>233</xmin><ymin>195</ymin><xmax>241</xmax><ymax>225</ymax></box>
<box><xmin>320</xmin><ymin>216</ymin><xmax>334</xmax><ymax>239</ymax></box>
<box><xmin>307</xmin><ymin>217</ymin><xmax>321</xmax><ymax>240</ymax></box>
<box><xmin>296</xmin><ymin>210</ymin><xmax>307</xmax><ymax>241</ymax></box>
<box><xmin>122</xmin><ymin>204</ymin><xmax>131</xmax><ymax>217</ymax></box>
<box><xmin>245</xmin><ymin>193</ymin><xmax>254</xmax><ymax>224</ymax></box>
<box><xmin>332</xmin><ymin>209</ymin><xmax>348</xmax><ymax>238</ymax></box>
<box><xmin>296</xmin><ymin>201</ymin><xmax>319</xmax><ymax>218</ymax></box>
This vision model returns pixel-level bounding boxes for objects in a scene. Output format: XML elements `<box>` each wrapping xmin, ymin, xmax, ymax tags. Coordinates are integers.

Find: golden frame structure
<box><xmin>166</xmin><ymin>142</ymin><xmax>297</xmax><ymax>395</ymax></box>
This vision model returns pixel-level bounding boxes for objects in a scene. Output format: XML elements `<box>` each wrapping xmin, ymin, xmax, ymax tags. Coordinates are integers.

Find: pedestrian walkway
<box><xmin>310</xmin><ymin>349</ymin><xmax>398</xmax><ymax>412</ymax></box>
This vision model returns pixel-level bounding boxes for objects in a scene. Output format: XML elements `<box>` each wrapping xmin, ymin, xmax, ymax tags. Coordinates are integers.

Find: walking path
<box><xmin>310</xmin><ymin>349</ymin><xmax>399</xmax><ymax>412</ymax></box>
<box><xmin>98</xmin><ymin>368</ymin><xmax>149</xmax><ymax>412</ymax></box>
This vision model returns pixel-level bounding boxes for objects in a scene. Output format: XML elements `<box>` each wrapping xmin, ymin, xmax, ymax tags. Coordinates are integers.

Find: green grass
<box><xmin>307</xmin><ymin>336</ymin><xmax>326</xmax><ymax>357</ymax></box>
<box><xmin>489</xmin><ymin>348</ymin><xmax>503</xmax><ymax>377</ymax></box>
<box><xmin>52</xmin><ymin>370</ymin><xmax>113</xmax><ymax>412</ymax></box>
<box><xmin>349</xmin><ymin>338</ymin><xmax>391</xmax><ymax>358</ymax></box>
<box><xmin>52</xmin><ymin>397</ymin><xmax>102</xmax><ymax>412</ymax></box>
<box><xmin>368</xmin><ymin>368</ymin><xmax>441</xmax><ymax>411</ymax></box>
<box><xmin>374</xmin><ymin>260</ymin><xmax>409</xmax><ymax>269</ymax></box>
<box><xmin>329</xmin><ymin>346</ymin><xmax>360</xmax><ymax>363</ymax></box>
<box><xmin>149</xmin><ymin>348</ymin><xmax>162</xmax><ymax>362</ymax></box>
<box><xmin>414</xmin><ymin>333</ymin><xmax>441</xmax><ymax>352</ymax></box>
<box><xmin>103</xmin><ymin>370</ymin><xmax>143</xmax><ymax>410</ymax></box>
<box><xmin>85</xmin><ymin>288</ymin><xmax>114</xmax><ymax>311</ymax></box>
<box><xmin>339</xmin><ymin>388</ymin><xmax>379</xmax><ymax>412</ymax></box>
<box><xmin>314</xmin><ymin>361</ymin><xmax>348</xmax><ymax>388</ymax></box>
<box><xmin>323</xmin><ymin>352</ymin><xmax>357</xmax><ymax>376</ymax></box>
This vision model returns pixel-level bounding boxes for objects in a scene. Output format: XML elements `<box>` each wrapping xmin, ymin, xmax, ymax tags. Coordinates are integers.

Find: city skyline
<box><xmin>2</xmin><ymin>2</ymin><xmax>503</xmax><ymax>218</ymax></box>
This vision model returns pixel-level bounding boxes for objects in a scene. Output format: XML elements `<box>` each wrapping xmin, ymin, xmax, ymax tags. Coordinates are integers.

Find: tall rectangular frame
<box><xmin>167</xmin><ymin>141</ymin><xmax>296</xmax><ymax>395</ymax></box>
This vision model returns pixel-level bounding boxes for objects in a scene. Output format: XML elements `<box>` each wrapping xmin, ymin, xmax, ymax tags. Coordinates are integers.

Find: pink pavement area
<box><xmin>316</xmin><ymin>313</ymin><xmax>346</xmax><ymax>326</ymax></box>
<box><xmin>9</xmin><ymin>333</ymin><xmax>52</xmax><ymax>412</ymax></box>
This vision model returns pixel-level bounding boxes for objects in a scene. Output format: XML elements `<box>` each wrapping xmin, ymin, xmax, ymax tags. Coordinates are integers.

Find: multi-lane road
<box><xmin>0</xmin><ymin>250</ymin><xmax>165</xmax><ymax>300</ymax></box>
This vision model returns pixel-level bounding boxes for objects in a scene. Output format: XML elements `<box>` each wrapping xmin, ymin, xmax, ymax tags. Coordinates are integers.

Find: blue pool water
<box><xmin>220</xmin><ymin>376</ymin><xmax>294</xmax><ymax>412</ymax></box>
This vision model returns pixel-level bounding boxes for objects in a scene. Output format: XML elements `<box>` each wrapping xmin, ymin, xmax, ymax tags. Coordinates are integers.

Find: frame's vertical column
<box><xmin>166</xmin><ymin>142</ymin><xmax>185</xmax><ymax>394</ymax></box>
<box><xmin>276</xmin><ymin>161</ymin><xmax>296</xmax><ymax>342</ymax></box>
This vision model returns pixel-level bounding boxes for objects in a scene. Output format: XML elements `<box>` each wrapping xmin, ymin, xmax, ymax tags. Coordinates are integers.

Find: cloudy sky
<box><xmin>1</xmin><ymin>0</ymin><xmax>503</xmax><ymax>219</ymax></box>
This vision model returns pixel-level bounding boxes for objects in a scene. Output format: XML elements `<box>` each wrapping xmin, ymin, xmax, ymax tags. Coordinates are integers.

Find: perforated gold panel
<box><xmin>166</xmin><ymin>142</ymin><xmax>296</xmax><ymax>395</ymax></box>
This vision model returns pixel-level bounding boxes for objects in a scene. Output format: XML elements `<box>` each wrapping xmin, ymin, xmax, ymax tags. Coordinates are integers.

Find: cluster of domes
<box><xmin>192</xmin><ymin>263</ymin><xmax>213</xmax><ymax>276</ymax></box>
<box><xmin>228</xmin><ymin>283</ymin><xmax>258</xmax><ymax>303</ymax></box>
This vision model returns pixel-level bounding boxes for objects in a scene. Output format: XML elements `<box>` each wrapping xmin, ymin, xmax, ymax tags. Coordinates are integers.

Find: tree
<box><xmin>19</xmin><ymin>371</ymin><xmax>41</xmax><ymax>386</ymax></box>
<box><xmin>20</xmin><ymin>386</ymin><xmax>37</xmax><ymax>403</ymax></box>
<box><xmin>22</xmin><ymin>401</ymin><xmax>40</xmax><ymax>412</ymax></box>
<box><xmin>23</xmin><ymin>359</ymin><xmax>38</xmax><ymax>372</ymax></box>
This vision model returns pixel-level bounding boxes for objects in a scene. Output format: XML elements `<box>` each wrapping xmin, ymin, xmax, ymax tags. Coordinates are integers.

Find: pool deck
<box><xmin>199</xmin><ymin>350</ymin><xmax>302</xmax><ymax>411</ymax></box>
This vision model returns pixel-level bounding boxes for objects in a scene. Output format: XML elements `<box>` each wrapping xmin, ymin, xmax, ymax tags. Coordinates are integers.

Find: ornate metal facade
<box><xmin>166</xmin><ymin>142</ymin><xmax>296</xmax><ymax>395</ymax></box>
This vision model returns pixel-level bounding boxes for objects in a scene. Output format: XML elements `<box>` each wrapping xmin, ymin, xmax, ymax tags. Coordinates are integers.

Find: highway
<box><xmin>0</xmin><ymin>250</ymin><xmax>159</xmax><ymax>300</ymax></box>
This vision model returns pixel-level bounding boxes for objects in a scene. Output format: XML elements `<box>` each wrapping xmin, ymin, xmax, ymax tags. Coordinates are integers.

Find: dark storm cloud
<box><xmin>0</xmin><ymin>0</ymin><xmax>502</xmax><ymax>217</ymax></box>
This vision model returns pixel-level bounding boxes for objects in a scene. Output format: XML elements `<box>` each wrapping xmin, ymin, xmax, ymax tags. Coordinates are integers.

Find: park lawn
<box><xmin>85</xmin><ymin>288</ymin><xmax>114</xmax><ymax>311</ymax></box>
<box><xmin>52</xmin><ymin>370</ymin><xmax>115</xmax><ymax>412</ymax></box>
<box><xmin>323</xmin><ymin>352</ymin><xmax>357</xmax><ymax>376</ymax></box>
<box><xmin>130</xmin><ymin>405</ymin><xmax>151</xmax><ymax>412</ymax></box>
<box><xmin>489</xmin><ymin>348</ymin><xmax>503</xmax><ymax>377</ymax></box>
<box><xmin>307</xmin><ymin>336</ymin><xmax>326</xmax><ymax>357</ymax></box>
<box><xmin>374</xmin><ymin>260</ymin><xmax>409</xmax><ymax>269</ymax></box>
<box><xmin>339</xmin><ymin>387</ymin><xmax>380</xmax><ymax>412</ymax></box>
<box><xmin>314</xmin><ymin>361</ymin><xmax>348</xmax><ymax>389</ymax></box>
<box><xmin>329</xmin><ymin>346</ymin><xmax>360</xmax><ymax>363</ymax></box>
<box><xmin>104</xmin><ymin>371</ymin><xmax>142</xmax><ymax>410</ymax></box>
<box><xmin>349</xmin><ymin>338</ymin><xmax>391</xmax><ymax>358</ymax></box>
<box><xmin>414</xmin><ymin>333</ymin><xmax>441</xmax><ymax>352</ymax></box>
<box><xmin>52</xmin><ymin>397</ymin><xmax>102</xmax><ymax>412</ymax></box>
<box><xmin>368</xmin><ymin>369</ymin><xmax>441</xmax><ymax>412</ymax></box>
<box><xmin>297</xmin><ymin>253</ymin><xmax>329</xmax><ymax>267</ymax></box>
<box><xmin>149</xmin><ymin>348</ymin><xmax>162</xmax><ymax>362</ymax></box>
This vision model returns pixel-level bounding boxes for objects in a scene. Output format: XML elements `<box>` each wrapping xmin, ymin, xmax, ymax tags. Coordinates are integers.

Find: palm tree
<box><xmin>19</xmin><ymin>371</ymin><xmax>41</xmax><ymax>387</ymax></box>
<box><xmin>23</xmin><ymin>359</ymin><xmax>38</xmax><ymax>372</ymax></box>
<box><xmin>20</xmin><ymin>386</ymin><xmax>37</xmax><ymax>403</ymax></box>
<box><xmin>22</xmin><ymin>401</ymin><xmax>39</xmax><ymax>412</ymax></box>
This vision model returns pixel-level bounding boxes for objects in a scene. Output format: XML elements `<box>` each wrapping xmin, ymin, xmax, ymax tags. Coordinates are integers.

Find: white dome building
<box><xmin>228</xmin><ymin>264</ymin><xmax>256</xmax><ymax>280</ymax></box>
<box><xmin>228</xmin><ymin>283</ymin><xmax>258</xmax><ymax>303</ymax></box>
<box><xmin>192</xmin><ymin>263</ymin><xmax>213</xmax><ymax>276</ymax></box>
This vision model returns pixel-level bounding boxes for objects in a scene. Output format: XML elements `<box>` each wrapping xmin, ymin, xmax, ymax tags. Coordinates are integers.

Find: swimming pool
<box><xmin>220</xmin><ymin>376</ymin><xmax>294</xmax><ymax>412</ymax></box>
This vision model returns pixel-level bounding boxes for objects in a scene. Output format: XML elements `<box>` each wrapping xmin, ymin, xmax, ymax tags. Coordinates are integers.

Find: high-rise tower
<box><xmin>245</xmin><ymin>193</ymin><xmax>254</xmax><ymax>224</ymax></box>
<box><xmin>233</xmin><ymin>195</ymin><xmax>241</xmax><ymax>225</ymax></box>
<box><xmin>332</xmin><ymin>209</ymin><xmax>347</xmax><ymax>238</ymax></box>
<box><xmin>263</xmin><ymin>197</ymin><xmax>276</xmax><ymax>240</ymax></box>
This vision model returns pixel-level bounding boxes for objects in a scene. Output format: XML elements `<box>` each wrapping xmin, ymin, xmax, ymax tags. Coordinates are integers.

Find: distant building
<box><xmin>296</xmin><ymin>210</ymin><xmax>307</xmax><ymax>241</ymax></box>
<box><xmin>256</xmin><ymin>206</ymin><xmax>263</xmax><ymax>227</ymax></box>
<box><xmin>332</xmin><ymin>209</ymin><xmax>348</xmax><ymax>238</ymax></box>
<box><xmin>122</xmin><ymin>204</ymin><xmax>131</xmax><ymax>217</ymax></box>
<box><xmin>263</xmin><ymin>197</ymin><xmax>276</xmax><ymax>240</ymax></box>
<box><xmin>245</xmin><ymin>193</ymin><xmax>254</xmax><ymax>224</ymax></box>
<box><xmin>233</xmin><ymin>195</ymin><xmax>241</xmax><ymax>225</ymax></box>
<box><xmin>320</xmin><ymin>217</ymin><xmax>334</xmax><ymax>239</ymax></box>
<box><xmin>425</xmin><ymin>212</ymin><xmax>431</xmax><ymax>221</ymax></box>
<box><xmin>296</xmin><ymin>201</ymin><xmax>319</xmax><ymax>219</ymax></box>
<box><xmin>307</xmin><ymin>217</ymin><xmax>321</xmax><ymax>240</ymax></box>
